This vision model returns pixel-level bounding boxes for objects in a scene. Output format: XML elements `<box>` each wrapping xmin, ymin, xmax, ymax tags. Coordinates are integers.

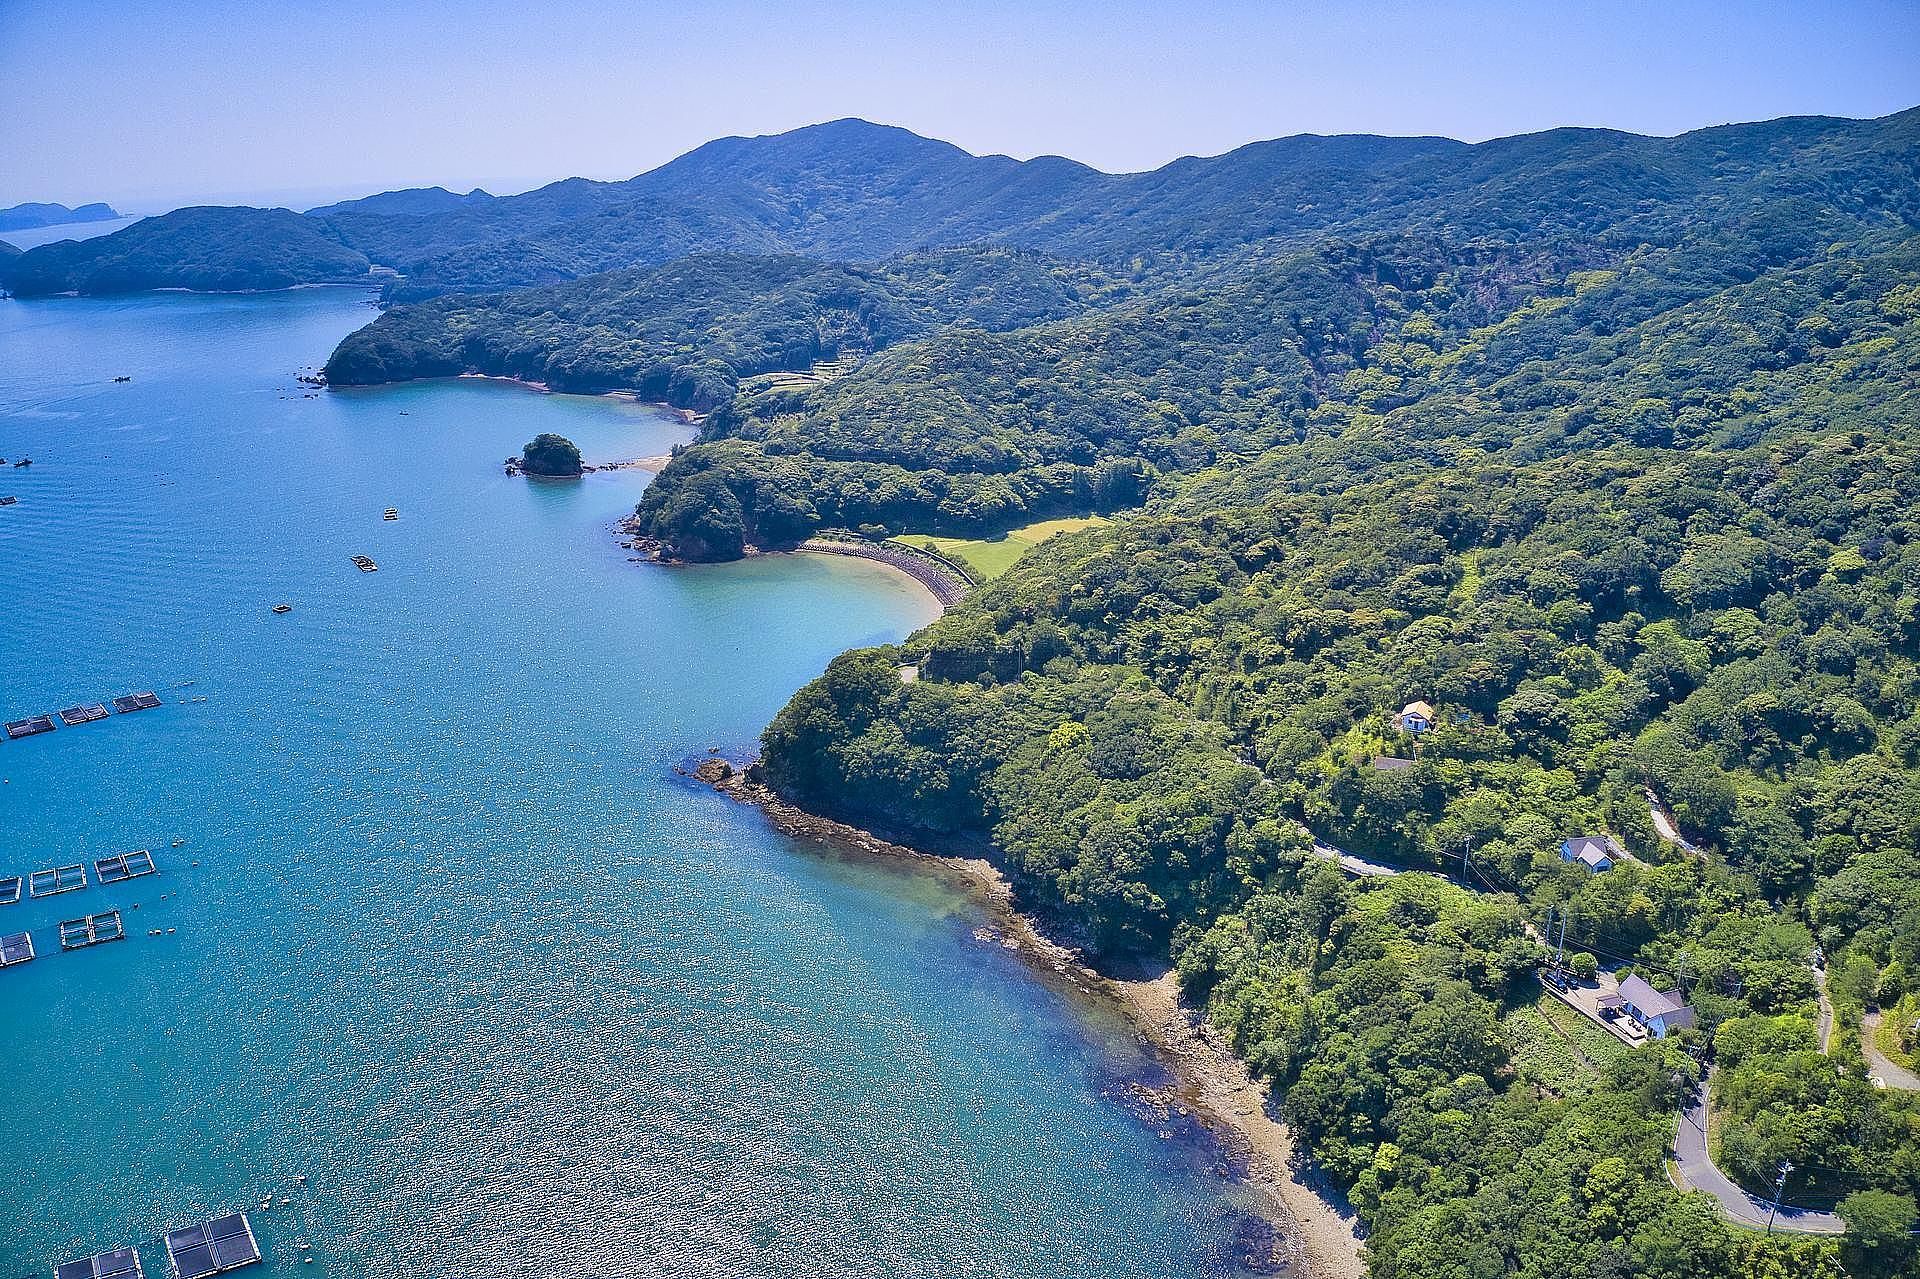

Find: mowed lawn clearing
<box><xmin>909</xmin><ymin>516</ymin><xmax>1109</xmax><ymax>580</ymax></box>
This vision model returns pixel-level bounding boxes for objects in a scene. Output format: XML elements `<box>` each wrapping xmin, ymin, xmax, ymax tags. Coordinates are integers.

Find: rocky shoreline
<box><xmin>684</xmin><ymin>756</ymin><xmax>1366</xmax><ymax>1279</ymax></box>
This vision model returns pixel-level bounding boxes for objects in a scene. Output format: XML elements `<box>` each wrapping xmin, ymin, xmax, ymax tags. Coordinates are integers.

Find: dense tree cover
<box><xmin>0</xmin><ymin>206</ymin><xmax>371</xmax><ymax>296</ymax></box>
<box><xmin>13</xmin><ymin>108</ymin><xmax>1914</xmax><ymax>300</ymax></box>
<box><xmin>634</xmin><ymin>225</ymin><xmax>1920</xmax><ymax>558</ymax></box>
<box><xmin>1176</xmin><ymin>870</ymin><xmax>1861</xmax><ymax>1279</ymax></box>
<box><xmin>322</xmin><ymin>248</ymin><xmax>1125</xmax><ymax>406</ymax></box>
<box><xmin>761</xmin><ymin>430</ymin><xmax>1920</xmax><ymax>1273</ymax></box>
<box><xmin>518</xmin><ymin>433</ymin><xmax>582</xmax><ymax>477</ymax></box>
<box><xmin>766</xmin><ymin>438</ymin><xmax>1920</xmax><ymax>949</ymax></box>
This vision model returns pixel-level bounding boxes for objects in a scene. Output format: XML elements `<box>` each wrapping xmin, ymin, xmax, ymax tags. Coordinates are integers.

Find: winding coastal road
<box><xmin>1673</xmin><ymin>1079</ymin><xmax>1844</xmax><ymax>1233</ymax></box>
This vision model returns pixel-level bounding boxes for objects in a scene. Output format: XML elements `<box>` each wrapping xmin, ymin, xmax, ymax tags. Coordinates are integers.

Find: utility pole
<box><xmin>1557</xmin><ymin>912</ymin><xmax>1569</xmax><ymax>971</ymax></box>
<box><xmin>1766</xmin><ymin>1159</ymin><xmax>1794</xmax><ymax>1233</ymax></box>
<box><xmin>1460</xmin><ymin>837</ymin><xmax>1471</xmax><ymax>881</ymax></box>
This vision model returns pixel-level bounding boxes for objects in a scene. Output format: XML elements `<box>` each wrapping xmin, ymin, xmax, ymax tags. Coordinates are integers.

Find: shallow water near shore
<box><xmin>0</xmin><ymin>290</ymin><xmax>1283</xmax><ymax>1278</ymax></box>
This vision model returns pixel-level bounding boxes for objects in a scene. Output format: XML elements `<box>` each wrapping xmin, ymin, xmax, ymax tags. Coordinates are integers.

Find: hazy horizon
<box><xmin>3</xmin><ymin>0</ymin><xmax>1917</xmax><ymax>213</ymax></box>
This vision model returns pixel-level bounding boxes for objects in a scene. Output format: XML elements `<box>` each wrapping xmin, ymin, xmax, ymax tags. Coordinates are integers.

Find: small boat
<box><xmin>350</xmin><ymin>555</ymin><xmax>378</xmax><ymax>572</ymax></box>
<box><xmin>12</xmin><ymin>458</ymin><xmax>30</xmax><ymax>468</ymax></box>
<box><xmin>113</xmin><ymin>375</ymin><xmax>132</xmax><ymax>383</ymax></box>
<box><xmin>0</xmin><ymin>496</ymin><xmax>16</xmax><ymax>506</ymax></box>
<box><xmin>383</xmin><ymin>508</ymin><xmax>399</xmax><ymax>520</ymax></box>
<box><xmin>272</xmin><ymin>603</ymin><xmax>293</xmax><ymax>614</ymax></box>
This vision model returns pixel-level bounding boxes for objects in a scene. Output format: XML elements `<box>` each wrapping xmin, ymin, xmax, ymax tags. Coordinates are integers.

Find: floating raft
<box><xmin>28</xmin><ymin>864</ymin><xmax>87</xmax><ymax>897</ymax></box>
<box><xmin>58</xmin><ymin>910</ymin><xmax>125</xmax><ymax>950</ymax></box>
<box><xmin>0</xmin><ymin>876</ymin><xmax>20</xmax><ymax>905</ymax></box>
<box><xmin>165</xmin><ymin>1213</ymin><xmax>262</xmax><ymax>1278</ymax></box>
<box><xmin>350</xmin><ymin>554</ymin><xmax>378</xmax><ymax>572</ymax></box>
<box><xmin>95</xmin><ymin>850</ymin><xmax>156</xmax><ymax>883</ymax></box>
<box><xmin>55</xmin><ymin>1246</ymin><xmax>142</xmax><ymax>1279</ymax></box>
<box><xmin>5</xmin><ymin>714</ymin><xmax>56</xmax><ymax>739</ymax></box>
<box><xmin>59</xmin><ymin>703</ymin><xmax>110</xmax><ymax>726</ymax></box>
<box><xmin>111</xmin><ymin>691</ymin><xmax>164</xmax><ymax>713</ymax></box>
<box><xmin>0</xmin><ymin>931</ymin><xmax>33</xmax><ymax>967</ymax></box>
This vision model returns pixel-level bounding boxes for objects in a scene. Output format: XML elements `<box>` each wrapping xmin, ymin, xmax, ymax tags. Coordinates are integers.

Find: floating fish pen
<box><xmin>5</xmin><ymin>714</ymin><xmax>56</xmax><ymax>739</ymax></box>
<box><xmin>28</xmin><ymin>864</ymin><xmax>87</xmax><ymax>897</ymax></box>
<box><xmin>0</xmin><ymin>930</ymin><xmax>33</xmax><ymax>967</ymax></box>
<box><xmin>59</xmin><ymin>703</ymin><xmax>110</xmax><ymax>726</ymax></box>
<box><xmin>55</xmin><ymin>1245</ymin><xmax>143</xmax><ymax>1278</ymax></box>
<box><xmin>350</xmin><ymin>554</ymin><xmax>378</xmax><ymax>572</ymax></box>
<box><xmin>165</xmin><ymin>1213</ymin><xmax>262</xmax><ymax>1278</ymax></box>
<box><xmin>111</xmin><ymin>691</ymin><xmax>164</xmax><ymax>713</ymax></box>
<box><xmin>0</xmin><ymin>876</ymin><xmax>20</xmax><ymax>905</ymax></box>
<box><xmin>95</xmin><ymin>850</ymin><xmax>157</xmax><ymax>883</ymax></box>
<box><xmin>58</xmin><ymin>910</ymin><xmax>125</xmax><ymax>950</ymax></box>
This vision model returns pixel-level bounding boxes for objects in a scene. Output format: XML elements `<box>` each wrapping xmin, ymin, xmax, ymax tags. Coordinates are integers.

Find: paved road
<box><xmin>1864</xmin><ymin>1011</ymin><xmax>1920</xmax><ymax>1090</ymax></box>
<box><xmin>1673</xmin><ymin>1078</ymin><xmax>1844</xmax><ymax>1233</ymax></box>
<box><xmin>1645</xmin><ymin>786</ymin><xmax>1702</xmax><ymax>856</ymax></box>
<box><xmin>1307</xmin><ymin>835</ymin><xmax>1404</xmax><ymax>878</ymax></box>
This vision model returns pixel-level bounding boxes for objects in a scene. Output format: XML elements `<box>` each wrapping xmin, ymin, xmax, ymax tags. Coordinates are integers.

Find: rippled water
<box><xmin>0</xmin><ymin>290</ymin><xmax>1277</xmax><ymax>1279</ymax></box>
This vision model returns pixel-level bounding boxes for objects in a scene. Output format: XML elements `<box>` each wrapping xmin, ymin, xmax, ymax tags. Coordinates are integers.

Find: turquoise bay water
<box><xmin>0</xmin><ymin>290</ymin><xmax>1277</xmax><ymax>1278</ymax></box>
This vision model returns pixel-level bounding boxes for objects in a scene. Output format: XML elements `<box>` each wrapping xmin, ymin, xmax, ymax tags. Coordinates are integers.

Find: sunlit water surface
<box><xmin>0</xmin><ymin>290</ymin><xmax>1277</xmax><ymax>1278</ymax></box>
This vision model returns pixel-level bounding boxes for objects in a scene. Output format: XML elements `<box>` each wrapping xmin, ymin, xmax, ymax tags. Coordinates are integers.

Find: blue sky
<box><xmin>2</xmin><ymin>0</ymin><xmax>1916</xmax><ymax>211</ymax></box>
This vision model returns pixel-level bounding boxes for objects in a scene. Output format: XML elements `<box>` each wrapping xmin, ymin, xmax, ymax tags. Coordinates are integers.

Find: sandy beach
<box><xmin>700</xmin><ymin>762</ymin><xmax>1367</xmax><ymax>1279</ymax></box>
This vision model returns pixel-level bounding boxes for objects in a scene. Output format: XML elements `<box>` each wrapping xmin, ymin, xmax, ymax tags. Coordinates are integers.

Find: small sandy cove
<box><xmin>702</xmin><ymin>763</ymin><xmax>1367</xmax><ymax>1279</ymax></box>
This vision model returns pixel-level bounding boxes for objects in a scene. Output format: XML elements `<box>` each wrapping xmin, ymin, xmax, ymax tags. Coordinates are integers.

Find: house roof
<box><xmin>1400</xmin><ymin>700</ymin><xmax>1435</xmax><ymax>720</ymax></box>
<box><xmin>1618</xmin><ymin>974</ymin><xmax>1689</xmax><ymax>1019</ymax></box>
<box><xmin>1372</xmin><ymin>755</ymin><xmax>1415</xmax><ymax>771</ymax></box>
<box><xmin>1562</xmin><ymin>835</ymin><xmax>1623</xmax><ymax>866</ymax></box>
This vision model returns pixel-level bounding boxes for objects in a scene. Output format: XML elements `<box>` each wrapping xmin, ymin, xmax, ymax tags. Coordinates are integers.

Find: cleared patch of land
<box><xmin>909</xmin><ymin>515</ymin><xmax>1109</xmax><ymax>580</ymax></box>
<box><xmin>1503</xmin><ymin>987</ymin><xmax>1632</xmax><ymax>1094</ymax></box>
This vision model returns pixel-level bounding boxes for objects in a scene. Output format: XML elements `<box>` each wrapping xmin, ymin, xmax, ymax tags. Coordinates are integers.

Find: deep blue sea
<box><xmin>0</xmin><ymin>290</ymin><xmax>1277</xmax><ymax>1279</ymax></box>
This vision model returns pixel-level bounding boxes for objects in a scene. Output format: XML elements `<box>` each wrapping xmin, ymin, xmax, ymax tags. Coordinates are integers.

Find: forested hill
<box><xmin>7</xmin><ymin>109</ymin><xmax>1915</xmax><ymax>299</ymax></box>
<box><xmin>321</xmin><ymin>248</ymin><xmax>1129</xmax><ymax>406</ymax></box>
<box><xmin>0</xmin><ymin>206</ymin><xmax>372</xmax><ymax>295</ymax></box>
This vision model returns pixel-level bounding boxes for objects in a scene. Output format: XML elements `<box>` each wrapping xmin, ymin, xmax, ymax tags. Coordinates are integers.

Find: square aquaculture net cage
<box><xmin>164</xmin><ymin>1214</ymin><xmax>261</xmax><ymax>1278</ymax></box>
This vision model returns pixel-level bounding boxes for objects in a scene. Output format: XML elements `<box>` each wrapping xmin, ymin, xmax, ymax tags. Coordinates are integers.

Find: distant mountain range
<box><xmin>0</xmin><ymin>201</ymin><xmax>121</xmax><ymax>231</ymax></box>
<box><xmin>6</xmin><ymin>110</ymin><xmax>1914</xmax><ymax>300</ymax></box>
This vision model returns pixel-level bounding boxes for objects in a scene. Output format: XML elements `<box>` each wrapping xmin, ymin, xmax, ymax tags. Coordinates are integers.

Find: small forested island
<box><xmin>516</xmin><ymin>433</ymin><xmax>582</xmax><ymax>477</ymax></box>
<box><xmin>0</xmin><ymin>200</ymin><xmax>120</xmax><ymax>231</ymax></box>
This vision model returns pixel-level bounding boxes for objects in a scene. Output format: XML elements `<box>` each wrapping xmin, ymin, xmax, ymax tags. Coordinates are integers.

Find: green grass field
<box><xmin>908</xmin><ymin>516</ymin><xmax>1109</xmax><ymax>581</ymax></box>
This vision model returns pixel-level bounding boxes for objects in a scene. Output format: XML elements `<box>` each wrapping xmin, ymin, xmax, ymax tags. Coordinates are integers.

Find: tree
<box><xmin>519</xmin><ymin>433</ymin><xmax>582</xmax><ymax>477</ymax></box>
<box><xmin>1836</xmin><ymin>1190</ymin><xmax>1918</xmax><ymax>1278</ymax></box>
<box><xmin>656</xmin><ymin>472</ymin><xmax>747</xmax><ymax>561</ymax></box>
